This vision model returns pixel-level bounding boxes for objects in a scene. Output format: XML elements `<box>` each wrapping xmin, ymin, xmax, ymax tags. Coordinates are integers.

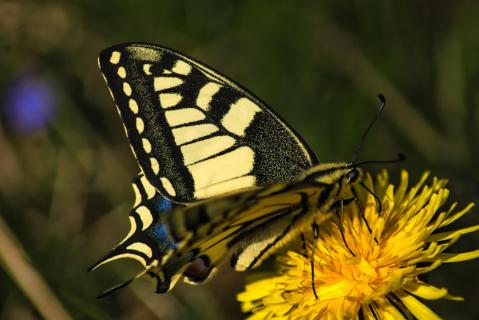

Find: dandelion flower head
<box><xmin>238</xmin><ymin>170</ymin><xmax>479</xmax><ymax>319</ymax></box>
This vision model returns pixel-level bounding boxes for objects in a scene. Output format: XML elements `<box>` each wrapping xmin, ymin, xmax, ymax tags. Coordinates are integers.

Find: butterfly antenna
<box><xmin>337</xmin><ymin>199</ymin><xmax>355</xmax><ymax>256</ymax></box>
<box><xmin>97</xmin><ymin>268</ymin><xmax>150</xmax><ymax>299</ymax></box>
<box><xmin>351</xmin><ymin>94</ymin><xmax>386</xmax><ymax>164</ymax></box>
<box><xmin>354</xmin><ymin>153</ymin><xmax>406</xmax><ymax>167</ymax></box>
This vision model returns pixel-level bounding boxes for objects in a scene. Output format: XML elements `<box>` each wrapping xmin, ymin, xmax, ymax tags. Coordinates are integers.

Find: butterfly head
<box><xmin>345</xmin><ymin>166</ymin><xmax>362</xmax><ymax>185</ymax></box>
<box><xmin>306</xmin><ymin>162</ymin><xmax>363</xmax><ymax>187</ymax></box>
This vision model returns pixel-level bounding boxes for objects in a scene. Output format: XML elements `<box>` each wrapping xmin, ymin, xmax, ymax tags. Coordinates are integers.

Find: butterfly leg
<box><xmin>310</xmin><ymin>222</ymin><xmax>319</xmax><ymax>300</ymax></box>
<box><xmin>352</xmin><ymin>187</ymin><xmax>373</xmax><ymax>235</ymax></box>
<box><xmin>334</xmin><ymin>198</ymin><xmax>355</xmax><ymax>256</ymax></box>
<box><xmin>352</xmin><ymin>187</ymin><xmax>380</xmax><ymax>244</ymax></box>
<box><xmin>300</xmin><ymin>232</ymin><xmax>308</xmax><ymax>258</ymax></box>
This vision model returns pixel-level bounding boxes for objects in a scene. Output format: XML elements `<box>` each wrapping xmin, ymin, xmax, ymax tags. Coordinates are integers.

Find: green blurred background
<box><xmin>1</xmin><ymin>1</ymin><xmax>479</xmax><ymax>319</ymax></box>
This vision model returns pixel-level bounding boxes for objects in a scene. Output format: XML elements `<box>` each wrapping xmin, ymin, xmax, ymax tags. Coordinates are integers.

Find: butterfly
<box><xmin>90</xmin><ymin>43</ymin><xmax>371</xmax><ymax>295</ymax></box>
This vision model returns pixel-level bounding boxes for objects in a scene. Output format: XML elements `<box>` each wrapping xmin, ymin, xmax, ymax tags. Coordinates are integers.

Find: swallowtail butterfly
<box><xmin>91</xmin><ymin>43</ymin><xmax>365</xmax><ymax>295</ymax></box>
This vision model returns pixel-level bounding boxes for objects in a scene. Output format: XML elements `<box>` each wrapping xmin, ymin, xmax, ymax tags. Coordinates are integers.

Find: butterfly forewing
<box><xmin>99</xmin><ymin>43</ymin><xmax>317</xmax><ymax>203</ymax></box>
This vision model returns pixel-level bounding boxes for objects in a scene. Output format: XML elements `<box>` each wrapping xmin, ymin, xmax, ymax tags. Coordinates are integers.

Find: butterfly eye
<box><xmin>347</xmin><ymin>168</ymin><xmax>361</xmax><ymax>183</ymax></box>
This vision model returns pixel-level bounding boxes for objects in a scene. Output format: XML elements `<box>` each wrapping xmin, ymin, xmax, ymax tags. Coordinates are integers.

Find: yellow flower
<box><xmin>238</xmin><ymin>170</ymin><xmax>479</xmax><ymax>319</ymax></box>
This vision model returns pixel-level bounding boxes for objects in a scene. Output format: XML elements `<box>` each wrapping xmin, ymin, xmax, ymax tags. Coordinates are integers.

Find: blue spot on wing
<box><xmin>155</xmin><ymin>197</ymin><xmax>173</xmax><ymax>213</ymax></box>
<box><xmin>148</xmin><ymin>223</ymin><xmax>177</xmax><ymax>251</ymax></box>
<box><xmin>147</xmin><ymin>195</ymin><xmax>177</xmax><ymax>252</ymax></box>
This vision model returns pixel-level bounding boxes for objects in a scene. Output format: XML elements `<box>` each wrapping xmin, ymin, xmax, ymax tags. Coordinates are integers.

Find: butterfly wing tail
<box><xmin>96</xmin><ymin>267</ymin><xmax>150</xmax><ymax>299</ymax></box>
<box><xmin>88</xmin><ymin>236</ymin><xmax>159</xmax><ymax>272</ymax></box>
<box><xmin>90</xmin><ymin>174</ymin><xmax>184</xmax><ymax>293</ymax></box>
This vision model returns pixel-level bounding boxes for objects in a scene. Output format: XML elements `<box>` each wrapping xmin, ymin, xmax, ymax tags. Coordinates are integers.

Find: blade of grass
<box><xmin>0</xmin><ymin>216</ymin><xmax>72</xmax><ymax>320</ymax></box>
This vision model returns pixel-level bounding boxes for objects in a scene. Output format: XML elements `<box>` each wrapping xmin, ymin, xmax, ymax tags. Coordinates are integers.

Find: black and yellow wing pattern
<box><xmin>92</xmin><ymin>43</ymin><xmax>362</xmax><ymax>295</ymax></box>
<box><xmin>98</xmin><ymin>43</ymin><xmax>317</xmax><ymax>203</ymax></box>
<box><xmin>92</xmin><ymin>163</ymin><xmax>357</xmax><ymax>294</ymax></box>
<box><xmin>90</xmin><ymin>174</ymin><xmax>179</xmax><ymax>270</ymax></box>
<box><xmin>154</xmin><ymin>166</ymin><xmax>346</xmax><ymax>292</ymax></box>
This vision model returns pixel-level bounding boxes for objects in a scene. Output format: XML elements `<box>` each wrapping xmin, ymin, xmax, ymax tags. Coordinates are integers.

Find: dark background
<box><xmin>1</xmin><ymin>1</ymin><xmax>479</xmax><ymax>319</ymax></box>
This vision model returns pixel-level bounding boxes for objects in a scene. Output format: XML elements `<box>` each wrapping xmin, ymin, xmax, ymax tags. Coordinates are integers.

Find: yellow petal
<box><xmin>398</xmin><ymin>291</ymin><xmax>442</xmax><ymax>320</ymax></box>
<box><xmin>436</xmin><ymin>250</ymin><xmax>479</xmax><ymax>263</ymax></box>
<box><xmin>411</xmin><ymin>260</ymin><xmax>442</xmax><ymax>276</ymax></box>
<box><xmin>393</xmin><ymin>170</ymin><xmax>409</xmax><ymax>205</ymax></box>
<box><xmin>427</xmin><ymin>224</ymin><xmax>479</xmax><ymax>242</ymax></box>
<box><xmin>246</xmin><ymin>311</ymin><xmax>271</xmax><ymax>320</ymax></box>
<box><xmin>274</xmin><ymin>303</ymin><xmax>293</xmax><ymax>316</ymax></box>
<box><xmin>237</xmin><ymin>277</ymin><xmax>284</xmax><ymax>302</ymax></box>
<box><xmin>439</xmin><ymin>203</ymin><xmax>475</xmax><ymax>228</ymax></box>
<box><xmin>377</xmin><ymin>300</ymin><xmax>407</xmax><ymax>320</ymax></box>
<box><xmin>444</xmin><ymin>294</ymin><xmax>464</xmax><ymax>302</ymax></box>
<box><xmin>403</xmin><ymin>281</ymin><xmax>448</xmax><ymax>300</ymax></box>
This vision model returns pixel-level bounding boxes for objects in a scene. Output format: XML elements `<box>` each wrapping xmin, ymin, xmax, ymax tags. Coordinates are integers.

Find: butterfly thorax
<box><xmin>305</xmin><ymin>161</ymin><xmax>362</xmax><ymax>190</ymax></box>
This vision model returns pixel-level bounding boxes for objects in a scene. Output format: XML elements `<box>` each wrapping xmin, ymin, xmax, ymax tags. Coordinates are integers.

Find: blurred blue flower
<box><xmin>4</xmin><ymin>75</ymin><xmax>56</xmax><ymax>134</ymax></box>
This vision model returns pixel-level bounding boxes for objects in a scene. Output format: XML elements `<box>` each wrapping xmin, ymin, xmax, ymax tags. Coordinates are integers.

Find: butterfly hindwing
<box><xmin>90</xmin><ymin>174</ymin><xmax>181</xmax><ymax>272</ymax></box>
<box><xmin>150</xmin><ymin>171</ymin><xmax>340</xmax><ymax>292</ymax></box>
<box><xmin>99</xmin><ymin>43</ymin><xmax>318</xmax><ymax>203</ymax></box>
